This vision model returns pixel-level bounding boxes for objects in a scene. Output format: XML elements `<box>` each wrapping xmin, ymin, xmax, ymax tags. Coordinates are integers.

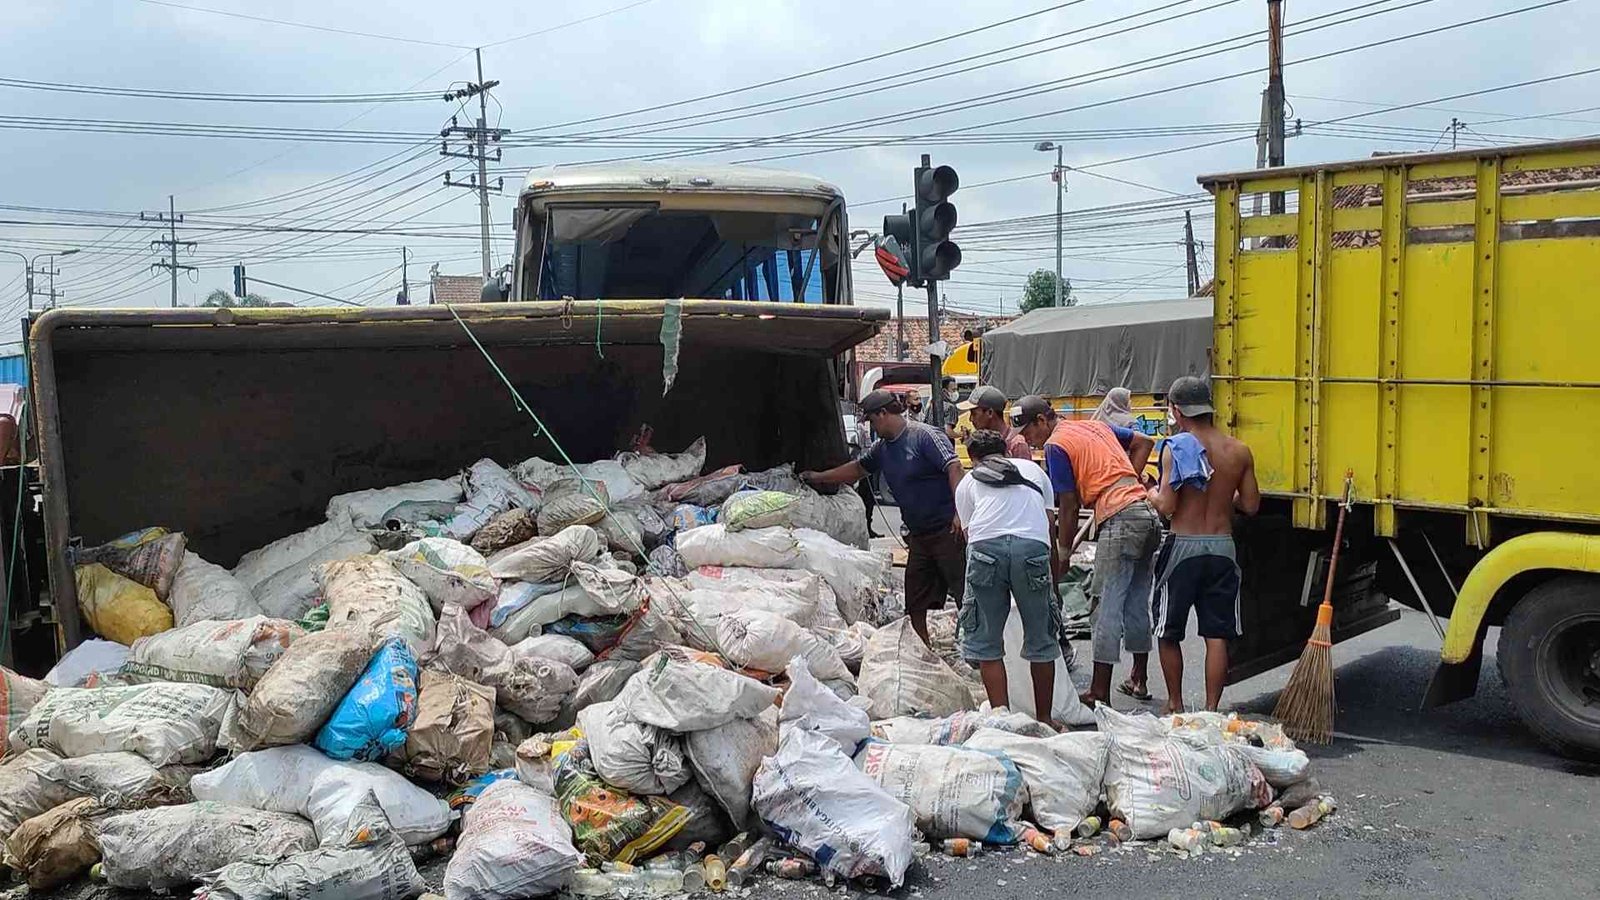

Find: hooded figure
<box><xmin>1091</xmin><ymin>387</ymin><xmax>1136</xmax><ymax>429</ymax></box>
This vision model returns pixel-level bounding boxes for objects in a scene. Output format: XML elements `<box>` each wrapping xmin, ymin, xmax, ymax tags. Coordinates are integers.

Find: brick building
<box><xmin>853</xmin><ymin>313</ymin><xmax>1015</xmax><ymax>364</ymax></box>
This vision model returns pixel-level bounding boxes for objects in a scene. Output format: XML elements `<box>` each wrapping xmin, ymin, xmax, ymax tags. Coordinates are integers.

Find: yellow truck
<box><xmin>1200</xmin><ymin>136</ymin><xmax>1600</xmax><ymax>759</ymax></box>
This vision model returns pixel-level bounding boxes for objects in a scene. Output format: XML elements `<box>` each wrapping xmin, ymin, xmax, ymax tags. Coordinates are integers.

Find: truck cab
<box><xmin>509</xmin><ymin>164</ymin><xmax>850</xmax><ymax>305</ymax></box>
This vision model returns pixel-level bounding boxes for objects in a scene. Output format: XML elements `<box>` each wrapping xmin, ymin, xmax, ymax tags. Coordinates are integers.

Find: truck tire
<box><xmin>1497</xmin><ymin>576</ymin><xmax>1600</xmax><ymax>760</ymax></box>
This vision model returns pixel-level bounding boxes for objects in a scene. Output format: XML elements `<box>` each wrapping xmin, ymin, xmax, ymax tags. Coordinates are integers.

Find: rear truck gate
<box><xmin>28</xmin><ymin>300</ymin><xmax>886</xmax><ymax>651</ymax></box>
<box><xmin>1200</xmin><ymin>137</ymin><xmax>1600</xmax><ymax>759</ymax></box>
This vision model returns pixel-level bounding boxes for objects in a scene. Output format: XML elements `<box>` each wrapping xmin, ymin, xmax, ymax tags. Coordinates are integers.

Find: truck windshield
<box><xmin>521</xmin><ymin>203</ymin><xmax>838</xmax><ymax>303</ymax></box>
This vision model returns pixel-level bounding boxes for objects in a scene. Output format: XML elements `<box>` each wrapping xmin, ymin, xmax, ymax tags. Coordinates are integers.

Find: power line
<box><xmin>537</xmin><ymin>0</ymin><xmax>1098</xmax><ymax>131</ymax></box>
<box><xmin>0</xmin><ymin>76</ymin><xmax>441</xmax><ymax>103</ymax></box>
<box><xmin>549</xmin><ymin>0</ymin><xmax>1237</xmax><ymax>139</ymax></box>
<box><xmin>131</xmin><ymin>0</ymin><xmax>472</xmax><ymax>48</ymax></box>
<box><xmin>482</xmin><ymin>0</ymin><xmax>664</xmax><ymax>49</ymax></box>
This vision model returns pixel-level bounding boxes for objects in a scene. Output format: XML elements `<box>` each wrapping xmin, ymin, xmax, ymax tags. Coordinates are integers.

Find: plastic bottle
<box><xmin>1107</xmin><ymin>819</ymin><xmax>1133</xmax><ymax>842</ymax></box>
<box><xmin>1210</xmin><ymin>826</ymin><xmax>1245</xmax><ymax>847</ymax></box>
<box><xmin>766</xmin><ymin>858</ymin><xmax>818</xmax><ymax>880</ymax></box>
<box><xmin>719</xmin><ymin>832</ymin><xmax>752</xmax><ymax>862</ymax></box>
<box><xmin>703</xmin><ymin>853</ymin><xmax>728</xmax><ymax>892</ymax></box>
<box><xmin>644</xmin><ymin>867</ymin><xmax>686</xmax><ymax>896</ymax></box>
<box><xmin>1075</xmin><ymin>816</ymin><xmax>1102</xmax><ymax>838</ymax></box>
<box><xmin>1258</xmin><ymin>805</ymin><xmax>1287</xmax><ymax>828</ymax></box>
<box><xmin>1289</xmin><ymin>796</ymin><xmax>1337</xmax><ymax>830</ymax></box>
<box><xmin>1019</xmin><ymin>826</ymin><xmax>1055</xmax><ymax>855</ymax></box>
<box><xmin>568</xmin><ymin>869</ymin><xmax>613</xmax><ymax>897</ymax></box>
<box><xmin>682</xmin><ymin>862</ymin><xmax>708</xmax><ymax>893</ymax></box>
<box><xmin>726</xmin><ymin>839</ymin><xmax>771</xmax><ymax>889</ymax></box>
<box><xmin>1167</xmin><ymin>827</ymin><xmax>1211</xmax><ymax>853</ymax></box>
<box><xmin>942</xmin><ymin>838</ymin><xmax>983</xmax><ymax>858</ymax></box>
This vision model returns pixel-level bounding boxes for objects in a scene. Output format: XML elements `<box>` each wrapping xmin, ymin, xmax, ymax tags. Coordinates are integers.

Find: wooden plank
<box><xmin>1468</xmin><ymin>157</ymin><xmax>1500</xmax><ymax>548</ymax></box>
<box><xmin>1406</xmin><ymin>199</ymin><xmax>1475</xmax><ymax>228</ymax></box>
<box><xmin>1502</xmin><ymin>190</ymin><xmax>1600</xmax><ymax>222</ymax></box>
<box><xmin>1376</xmin><ymin>166</ymin><xmax>1408</xmax><ymax>537</ymax></box>
<box><xmin>1214</xmin><ymin>183</ymin><xmax>1241</xmax><ymax>432</ymax></box>
<box><xmin>1240</xmin><ymin>213</ymin><xmax>1297</xmax><ymax>239</ymax></box>
<box><xmin>1409</xmin><ymin>160</ymin><xmax>1476</xmax><ymax>181</ymax></box>
<box><xmin>1504</xmin><ymin>148</ymin><xmax>1600</xmax><ymax>173</ymax></box>
<box><xmin>1331</xmin><ymin>206</ymin><xmax>1381</xmax><ymax>232</ymax></box>
<box><xmin>1240</xmin><ymin>175</ymin><xmax>1301</xmax><ymax>194</ymax></box>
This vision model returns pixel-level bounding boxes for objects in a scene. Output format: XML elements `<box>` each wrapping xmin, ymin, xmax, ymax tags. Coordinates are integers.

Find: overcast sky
<box><xmin>0</xmin><ymin>0</ymin><xmax>1595</xmax><ymax>346</ymax></box>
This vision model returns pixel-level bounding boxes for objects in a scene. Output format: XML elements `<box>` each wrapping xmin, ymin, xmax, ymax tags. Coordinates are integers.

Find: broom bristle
<box><xmin>1272</xmin><ymin>616</ymin><xmax>1335</xmax><ymax>744</ymax></box>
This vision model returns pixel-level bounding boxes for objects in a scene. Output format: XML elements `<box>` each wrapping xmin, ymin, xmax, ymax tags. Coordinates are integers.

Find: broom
<box><xmin>1272</xmin><ymin>470</ymin><xmax>1355</xmax><ymax>744</ymax></box>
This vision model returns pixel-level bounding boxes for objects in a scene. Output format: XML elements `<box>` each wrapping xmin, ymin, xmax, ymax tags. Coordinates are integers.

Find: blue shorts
<box><xmin>959</xmin><ymin>535</ymin><xmax>1061</xmax><ymax>663</ymax></box>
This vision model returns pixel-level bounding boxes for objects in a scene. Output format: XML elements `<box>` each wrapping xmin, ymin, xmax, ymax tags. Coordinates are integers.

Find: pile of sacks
<box><xmin>2</xmin><ymin>432</ymin><xmax>1326</xmax><ymax>898</ymax></box>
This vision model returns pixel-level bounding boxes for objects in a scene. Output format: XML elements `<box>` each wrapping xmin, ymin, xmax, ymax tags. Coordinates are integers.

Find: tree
<box><xmin>1019</xmin><ymin>269</ymin><xmax>1073</xmax><ymax>312</ymax></box>
<box><xmin>202</xmin><ymin>289</ymin><xmax>271</xmax><ymax>308</ymax></box>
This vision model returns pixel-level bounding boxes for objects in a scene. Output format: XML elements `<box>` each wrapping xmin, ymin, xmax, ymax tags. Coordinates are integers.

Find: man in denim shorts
<box><xmin>954</xmin><ymin>430</ymin><xmax>1059</xmax><ymax>724</ymax></box>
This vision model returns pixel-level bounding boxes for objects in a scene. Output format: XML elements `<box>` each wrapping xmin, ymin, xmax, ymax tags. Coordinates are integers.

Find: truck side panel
<box><xmin>1209</xmin><ymin>140</ymin><xmax>1600</xmax><ymax>531</ymax></box>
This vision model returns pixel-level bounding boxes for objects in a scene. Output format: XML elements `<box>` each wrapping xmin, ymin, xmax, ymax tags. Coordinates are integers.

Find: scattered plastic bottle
<box><xmin>1209</xmin><ymin>826</ymin><xmax>1245</xmax><ymax>847</ymax></box>
<box><xmin>1107</xmin><ymin>819</ymin><xmax>1133</xmax><ymax>842</ymax></box>
<box><xmin>1289</xmin><ymin>796</ymin><xmax>1337</xmax><ymax>830</ymax></box>
<box><xmin>1258</xmin><ymin>805</ymin><xmax>1287</xmax><ymax>828</ymax></box>
<box><xmin>726</xmin><ymin>838</ymin><xmax>771</xmax><ymax>889</ymax></box>
<box><xmin>1076</xmin><ymin>816</ymin><xmax>1102</xmax><ymax>838</ymax></box>
<box><xmin>720</xmin><ymin>832</ymin><xmax>752</xmax><ymax>862</ymax></box>
<box><xmin>1167</xmin><ymin>827</ymin><xmax>1211</xmax><ymax>853</ymax></box>
<box><xmin>644</xmin><ymin>867</ymin><xmax>686</xmax><ymax>896</ymax></box>
<box><xmin>702</xmin><ymin>853</ymin><xmax>728</xmax><ymax>892</ymax></box>
<box><xmin>89</xmin><ymin>863</ymin><xmax>105</xmax><ymax>882</ymax></box>
<box><xmin>942</xmin><ymin>838</ymin><xmax>983</xmax><ymax>858</ymax></box>
<box><xmin>1019</xmin><ymin>826</ymin><xmax>1055</xmax><ymax>855</ymax></box>
<box><xmin>682</xmin><ymin>862</ymin><xmax>708</xmax><ymax>893</ymax></box>
<box><xmin>767</xmin><ymin>858</ymin><xmax>818</xmax><ymax>880</ymax></box>
<box><xmin>568</xmin><ymin>869</ymin><xmax>613</xmax><ymax>897</ymax></box>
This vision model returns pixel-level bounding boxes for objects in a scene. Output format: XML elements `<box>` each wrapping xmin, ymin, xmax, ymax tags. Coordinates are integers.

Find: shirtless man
<box><xmin>1146</xmin><ymin>376</ymin><xmax>1260</xmax><ymax>713</ymax></box>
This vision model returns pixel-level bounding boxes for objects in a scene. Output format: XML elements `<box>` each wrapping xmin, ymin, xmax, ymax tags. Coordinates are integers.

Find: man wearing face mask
<box><xmin>939</xmin><ymin>376</ymin><xmax>962</xmax><ymax>441</ymax></box>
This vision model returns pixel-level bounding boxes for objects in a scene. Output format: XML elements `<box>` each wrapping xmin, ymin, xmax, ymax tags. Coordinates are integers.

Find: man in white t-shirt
<box><xmin>954</xmin><ymin>429</ymin><xmax>1060</xmax><ymax>726</ymax></box>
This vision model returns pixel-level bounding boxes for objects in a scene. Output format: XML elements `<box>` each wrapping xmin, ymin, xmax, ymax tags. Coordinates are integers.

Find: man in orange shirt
<box><xmin>1036</xmin><ymin>401</ymin><xmax>1157</xmax><ymax>707</ymax></box>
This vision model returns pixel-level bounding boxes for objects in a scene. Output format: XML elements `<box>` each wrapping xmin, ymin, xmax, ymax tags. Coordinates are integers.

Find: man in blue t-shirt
<box><xmin>802</xmin><ymin>389</ymin><xmax>966</xmax><ymax>647</ymax></box>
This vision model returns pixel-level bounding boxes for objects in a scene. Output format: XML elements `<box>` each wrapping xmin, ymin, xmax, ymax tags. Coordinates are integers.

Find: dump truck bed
<box><xmin>1200</xmin><ymin>137</ymin><xmax>1600</xmax><ymax>537</ymax></box>
<box><xmin>29</xmin><ymin>300</ymin><xmax>886</xmax><ymax>647</ymax></box>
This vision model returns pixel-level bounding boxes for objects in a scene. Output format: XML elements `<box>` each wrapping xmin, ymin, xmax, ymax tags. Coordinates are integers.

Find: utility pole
<box><xmin>398</xmin><ymin>247</ymin><xmax>411</xmax><ymax>305</ymax></box>
<box><xmin>442</xmin><ymin>50</ymin><xmax>509</xmax><ymax>284</ymax></box>
<box><xmin>896</xmin><ymin>202</ymin><xmax>906</xmax><ymax>361</ymax></box>
<box><xmin>143</xmin><ymin>195</ymin><xmax>195</xmax><ymax>307</ymax></box>
<box><xmin>1184</xmin><ymin>211</ymin><xmax>1200</xmax><ymax>297</ymax></box>
<box><xmin>1449</xmin><ymin>117</ymin><xmax>1466</xmax><ymax>150</ymax></box>
<box><xmin>1035</xmin><ymin>141</ymin><xmax>1065</xmax><ymax>307</ymax></box>
<box><xmin>1266</xmin><ymin>0</ymin><xmax>1287</xmax><ymax>216</ymax></box>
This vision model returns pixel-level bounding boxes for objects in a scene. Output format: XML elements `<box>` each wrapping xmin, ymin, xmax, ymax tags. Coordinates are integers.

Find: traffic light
<box><xmin>232</xmin><ymin>264</ymin><xmax>247</xmax><ymax>298</ymax></box>
<box><xmin>882</xmin><ymin>210</ymin><xmax>916</xmax><ymax>284</ymax></box>
<box><xmin>913</xmin><ymin>163</ymin><xmax>960</xmax><ymax>281</ymax></box>
<box><xmin>881</xmin><ymin>160</ymin><xmax>961</xmax><ymax>287</ymax></box>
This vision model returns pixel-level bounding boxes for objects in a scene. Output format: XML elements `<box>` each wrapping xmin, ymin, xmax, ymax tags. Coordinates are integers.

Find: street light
<box><xmin>0</xmin><ymin>248</ymin><xmax>80</xmax><ymax>310</ymax></box>
<box><xmin>1034</xmin><ymin>141</ymin><xmax>1065</xmax><ymax>308</ymax></box>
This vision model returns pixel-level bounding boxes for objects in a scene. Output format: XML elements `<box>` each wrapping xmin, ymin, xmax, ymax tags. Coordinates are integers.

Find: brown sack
<box><xmin>5</xmin><ymin>797</ymin><xmax>102</xmax><ymax>890</ymax></box>
<box><xmin>397</xmin><ymin>670</ymin><xmax>494</xmax><ymax>784</ymax></box>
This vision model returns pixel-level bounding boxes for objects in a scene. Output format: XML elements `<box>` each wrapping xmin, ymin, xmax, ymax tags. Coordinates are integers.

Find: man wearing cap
<box><xmin>801</xmin><ymin>389</ymin><xmax>966</xmax><ymax>648</ymax></box>
<box><xmin>1039</xmin><ymin>396</ymin><xmax>1159</xmax><ymax>708</ymax></box>
<box><xmin>1146</xmin><ymin>376</ymin><xmax>1260</xmax><ymax>713</ymax></box>
<box><xmin>960</xmin><ymin>386</ymin><xmax>1033</xmax><ymax>460</ymax></box>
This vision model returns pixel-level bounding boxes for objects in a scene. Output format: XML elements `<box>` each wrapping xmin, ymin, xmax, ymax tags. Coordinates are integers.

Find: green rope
<box><xmin>444</xmin><ymin>304</ymin><xmax>712</xmax><ymax>647</ymax></box>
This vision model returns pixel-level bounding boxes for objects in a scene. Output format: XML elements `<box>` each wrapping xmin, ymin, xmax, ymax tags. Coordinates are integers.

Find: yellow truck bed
<box><xmin>1202</xmin><ymin>137</ymin><xmax>1600</xmax><ymax>540</ymax></box>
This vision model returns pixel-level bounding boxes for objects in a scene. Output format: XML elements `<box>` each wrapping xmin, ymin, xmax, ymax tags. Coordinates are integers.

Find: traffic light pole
<box><xmin>926</xmin><ymin>278</ymin><xmax>942</xmax><ymax>430</ymax></box>
<box><xmin>921</xmin><ymin>154</ymin><xmax>945</xmax><ymax>430</ymax></box>
<box><xmin>896</xmin><ymin>202</ymin><xmax>906</xmax><ymax>361</ymax></box>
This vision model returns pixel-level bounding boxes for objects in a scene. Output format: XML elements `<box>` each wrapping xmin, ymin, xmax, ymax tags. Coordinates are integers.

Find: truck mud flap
<box><xmin>1422</xmin><ymin>649</ymin><xmax>1484</xmax><ymax>709</ymax></box>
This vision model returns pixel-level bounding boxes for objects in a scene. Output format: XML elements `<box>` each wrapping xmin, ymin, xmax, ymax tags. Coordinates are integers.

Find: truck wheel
<box><xmin>1497</xmin><ymin>576</ymin><xmax>1600</xmax><ymax>760</ymax></box>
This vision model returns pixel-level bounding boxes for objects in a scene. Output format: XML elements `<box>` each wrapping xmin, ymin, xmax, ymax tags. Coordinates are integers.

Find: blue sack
<box><xmin>314</xmin><ymin>637</ymin><xmax>418</xmax><ymax>761</ymax></box>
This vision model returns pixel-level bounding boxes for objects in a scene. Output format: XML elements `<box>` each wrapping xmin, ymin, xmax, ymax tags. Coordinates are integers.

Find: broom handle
<box><xmin>1313</xmin><ymin>470</ymin><xmax>1357</xmax><ymax>641</ymax></box>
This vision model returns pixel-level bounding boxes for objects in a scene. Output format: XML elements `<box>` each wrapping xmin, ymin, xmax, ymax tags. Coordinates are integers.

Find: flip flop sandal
<box><xmin>1117</xmin><ymin>679</ymin><xmax>1153</xmax><ymax>701</ymax></box>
